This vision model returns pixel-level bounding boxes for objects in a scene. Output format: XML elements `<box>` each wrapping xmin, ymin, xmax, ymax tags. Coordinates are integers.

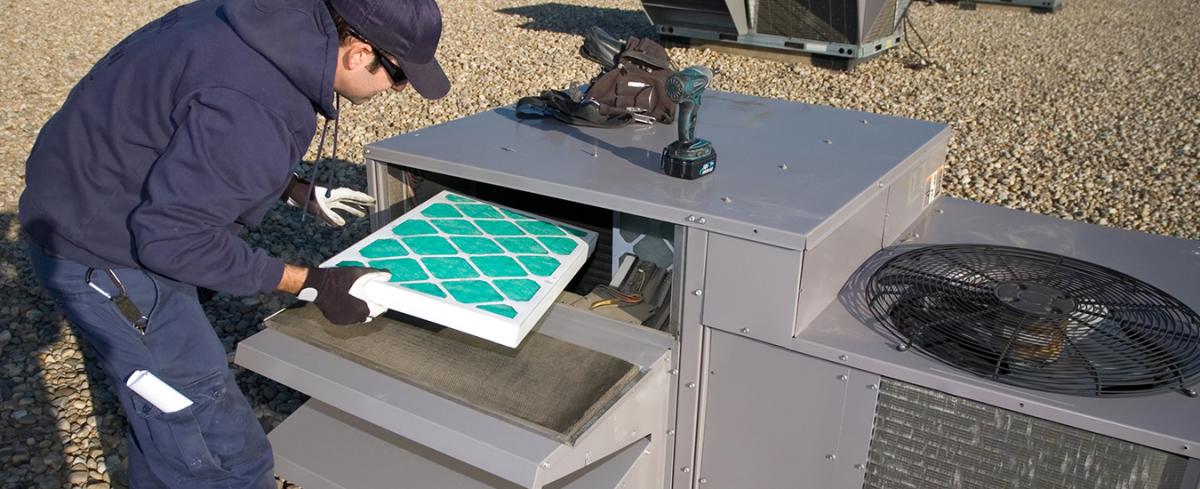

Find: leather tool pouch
<box><xmin>586</xmin><ymin>36</ymin><xmax>676</xmax><ymax>124</ymax></box>
<box><xmin>516</xmin><ymin>30</ymin><xmax>676</xmax><ymax>127</ymax></box>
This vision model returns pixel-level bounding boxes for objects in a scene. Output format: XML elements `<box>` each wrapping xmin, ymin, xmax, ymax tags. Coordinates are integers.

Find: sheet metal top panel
<box><xmin>365</xmin><ymin>91</ymin><xmax>948</xmax><ymax>251</ymax></box>
<box><xmin>797</xmin><ymin>197</ymin><xmax>1200</xmax><ymax>457</ymax></box>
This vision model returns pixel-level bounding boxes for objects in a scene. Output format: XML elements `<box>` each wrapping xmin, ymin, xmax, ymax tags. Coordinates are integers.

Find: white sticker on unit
<box><xmin>925</xmin><ymin>165</ymin><xmax>945</xmax><ymax>205</ymax></box>
<box><xmin>806</xmin><ymin>42</ymin><xmax>828</xmax><ymax>52</ymax></box>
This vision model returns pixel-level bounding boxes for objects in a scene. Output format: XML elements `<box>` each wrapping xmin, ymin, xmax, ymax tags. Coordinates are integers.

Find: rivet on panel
<box><xmin>699</xmin><ymin>478</ymin><xmax>709</xmax><ymax>484</ymax></box>
<box><xmin>693</xmin><ymin>289</ymin><xmax>703</xmax><ymax>296</ymax></box>
<box><xmin>824</xmin><ymin>139</ymin><xmax>833</xmax><ymax>145</ymax></box>
<box><xmin>697</xmin><ymin>217</ymin><xmax>707</xmax><ymax>224</ymax></box>
<box><xmin>667</xmin><ymin>429</ymin><xmax>676</xmax><ymax>436</ymax></box>
<box><xmin>860</xmin><ymin>120</ymin><xmax>869</xmax><ymax>125</ymax></box>
<box><xmin>837</xmin><ymin>374</ymin><xmax>849</xmax><ymax>381</ymax></box>
<box><xmin>936</xmin><ymin>208</ymin><xmax>945</xmax><ymax>214</ymax></box>
<box><xmin>681</xmin><ymin>466</ymin><xmax>691</xmax><ymax>473</ymax></box>
<box><xmin>687</xmin><ymin>215</ymin><xmax>697</xmax><ymax>222</ymax></box>
<box><xmin>854</xmin><ymin>463</ymin><xmax>866</xmax><ymax>470</ymax></box>
<box><xmin>778</xmin><ymin>164</ymin><xmax>789</xmax><ymax>170</ymax></box>
<box><xmin>825</xmin><ymin>454</ymin><xmax>837</xmax><ymax>461</ymax></box>
<box><xmin>720</xmin><ymin>196</ymin><xmax>733</xmax><ymax>204</ymax></box>
<box><xmin>542</xmin><ymin>461</ymin><xmax>551</xmax><ymax>468</ymax></box>
<box><xmin>740</xmin><ymin>328</ymin><xmax>750</xmax><ymax>334</ymax></box>
<box><xmin>364</xmin><ymin>149</ymin><xmax>371</xmax><ymax>154</ymax></box>
<box><xmin>669</xmin><ymin>368</ymin><xmax>680</xmax><ymax>375</ymax></box>
<box><xmin>838</xmin><ymin>354</ymin><xmax>849</xmax><ymax>361</ymax></box>
<box><xmin>687</xmin><ymin>382</ymin><xmax>697</xmax><ymax>389</ymax></box>
<box><xmin>868</xmin><ymin>384</ymin><xmax>878</xmax><ymax>391</ymax></box>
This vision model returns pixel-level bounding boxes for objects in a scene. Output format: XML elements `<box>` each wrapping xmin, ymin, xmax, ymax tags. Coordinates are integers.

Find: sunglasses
<box><xmin>344</xmin><ymin>23</ymin><xmax>408</xmax><ymax>86</ymax></box>
<box><xmin>373</xmin><ymin>49</ymin><xmax>408</xmax><ymax>86</ymax></box>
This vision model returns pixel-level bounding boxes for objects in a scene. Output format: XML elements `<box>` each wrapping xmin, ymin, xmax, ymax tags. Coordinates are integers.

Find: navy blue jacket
<box><xmin>20</xmin><ymin>0</ymin><xmax>338</xmax><ymax>295</ymax></box>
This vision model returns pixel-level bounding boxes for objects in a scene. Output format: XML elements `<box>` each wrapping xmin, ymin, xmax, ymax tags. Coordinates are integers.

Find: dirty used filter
<box><xmin>864</xmin><ymin>379</ymin><xmax>1191</xmax><ymax>489</ymax></box>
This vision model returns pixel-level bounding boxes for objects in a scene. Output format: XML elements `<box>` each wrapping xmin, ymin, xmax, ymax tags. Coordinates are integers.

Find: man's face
<box><xmin>332</xmin><ymin>38</ymin><xmax>408</xmax><ymax>105</ymax></box>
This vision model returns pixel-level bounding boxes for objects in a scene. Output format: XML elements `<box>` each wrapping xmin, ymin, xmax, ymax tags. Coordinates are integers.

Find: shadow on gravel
<box><xmin>496</xmin><ymin>3</ymin><xmax>655</xmax><ymax>38</ymax></box>
<box><xmin>0</xmin><ymin>158</ymin><xmax>372</xmax><ymax>488</ymax></box>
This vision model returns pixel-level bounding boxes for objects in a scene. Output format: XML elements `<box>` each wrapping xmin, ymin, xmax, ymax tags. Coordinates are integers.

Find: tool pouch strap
<box><xmin>516</xmin><ymin>90</ymin><xmax>634</xmax><ymax>128</ymax></box>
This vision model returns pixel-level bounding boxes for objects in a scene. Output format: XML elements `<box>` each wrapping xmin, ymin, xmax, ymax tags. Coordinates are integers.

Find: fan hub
<box><xmin>994</xmin><ymin>281</ymin><xmax>1076</xmax><ymax>316</ymax></box>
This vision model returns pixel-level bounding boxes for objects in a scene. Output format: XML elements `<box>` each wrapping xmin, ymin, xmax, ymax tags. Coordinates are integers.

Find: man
<box><xmin>18</xmin><ymin>0</ymin><xmax>449</xmax><ymax>486</ymax></box>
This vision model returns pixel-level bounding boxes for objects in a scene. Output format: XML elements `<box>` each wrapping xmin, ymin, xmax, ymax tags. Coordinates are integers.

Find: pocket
<box><xmin>129</xmin><ymin>370</ymin><xmax>238</xmax><ymax>480</ymax></box>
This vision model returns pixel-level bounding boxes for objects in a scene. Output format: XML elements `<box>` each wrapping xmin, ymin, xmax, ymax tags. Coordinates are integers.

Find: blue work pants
<box><xmin>27</xmin><ymin>244</ymin><xmax>275</xmax><ymax>489</ymax></box>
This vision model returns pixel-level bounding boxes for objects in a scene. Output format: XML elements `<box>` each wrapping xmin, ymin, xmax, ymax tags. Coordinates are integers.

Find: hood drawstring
<box><xmin>300</xmin><ymin>96</ymin><xmax>340</xmax><ymax>222</ymax></box>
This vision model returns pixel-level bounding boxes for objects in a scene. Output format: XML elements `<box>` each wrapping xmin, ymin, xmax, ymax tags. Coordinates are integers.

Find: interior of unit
<box><xmin>379</xmin><ymin>164</ymin><xmax>680</xmax><ymax>337</ymax></box>
<box><xmin>258</xmin><ymin>164</ymin><xmax>681</xmax><ymax>446</ymax></box>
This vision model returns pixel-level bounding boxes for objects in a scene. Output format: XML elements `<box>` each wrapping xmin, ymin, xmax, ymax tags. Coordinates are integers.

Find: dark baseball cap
<box><xmin>330</xmin><ymin>0</ymin><xmax>450</xmax><ymax>99</ymax></box>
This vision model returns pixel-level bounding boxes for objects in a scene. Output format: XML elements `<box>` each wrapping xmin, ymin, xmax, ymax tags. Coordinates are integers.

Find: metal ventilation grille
<box><xmin>864</xmin><ymin>379</ymin><xmax>1192</xmax><ymax>489</ymax></box>
<box><xmin>866</xmin><ymin>245</ymin><xmax>1200</xmax><ymax>397</ymax></box>
<box><xmin>757</xmin><ymin>0</ymin><xmax>858</xmax><ymax>43</ymax></box>
<box><xmin>862</xmin><ymin>0</ymin><xmax>899</xmax><ymax>42</ymax></box>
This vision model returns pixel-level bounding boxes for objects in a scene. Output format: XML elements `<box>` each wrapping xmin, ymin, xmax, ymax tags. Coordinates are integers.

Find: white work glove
<box><xmin>297</xmin><ymin>267</ymin><xmax>390</xmax><ymax>325</ymax></box>
<box><xmin>285</xmin><ymin>175</ymin><xmax>375</xmax><ymax>226</ymax></box>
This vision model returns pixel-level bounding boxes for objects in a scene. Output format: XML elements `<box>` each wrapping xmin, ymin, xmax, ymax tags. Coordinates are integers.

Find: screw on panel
<box><xmin>669</xmin><ymin>368</ymin><xmax>680</xmax><ymax>375</ymax></box>
<box><xmin>824</xmin><ymin>139</ymin><xmax>833</xmax><ymax>145</ymax></box>
<box><xmin>697</xmin><ymin>217</ymin><xmax>707</xmax><ymax>224</ymax></box>
<box><xmin>364</xmin><ymin>149</ymin><xmax>371</xmax><ymax>154</ymax></box>
<box><xmin>778</xmin><ymin>164</ymin><xmax>789</xmax><ymax>170</ymax></box>
<box><xmin>837</xmin><ymin>374</ymin><xmax>849</xmax><ymax>381</ymax></box>
<box><xmin>693</xmin><ymin>289</ymin><xmax>703</xmax><ymax>296</ymax></box>
<box><xmin>854</xmin><ymin>463</ymin><xmax>866</xmax><ymax>470</ymax></box>
<box><xmin>739</xmin><ymin>328</ymin><xmax>750</xmax><ymax>334</ymax></box>
<box><xmin>936</xmin><ymin>208</ymin><xmax>945</xmax><ymax>214</ymax></box>
<box><xmin>838</xmin><ymin>354</ymin><xmax>849</xmax><ymax>361</ymax></box>
<box><xmin>687</xmin><ymin>382</ymin><xmax>697</xmax><ymax>389</ymax></box>
<box><xmin>667</xmin><ymin>429</ymin><xmax>676</xmax><ymax>435</ymax></box>
<box><xmin>699</xmin><ymin>478</ymin><xmax>708</xmax><ymax>484</ymax></box>
<box><xmin>825</xmin><ymin>454</ymin><xmax>837</xmax><ymax>461</ymax></box>
<box><xmin>860</xmin><ymin>120</ymin><xmax>869</xmax><ymax>125</ymax></box>
<box><xmin>687</xmin><ymin>215</ymin><xmax>698</xmax><ymax>222</ymax></box>
<box><xmin>868</xmin><ymin>384</ymin><xmax>879</xmax><ymax>391</ymax></box>
<box><xmin>542</xmin><ymin>461</ymin><xmax>551</xmax><ymax>468</ymax></box>
<box><xmin>681</xmin><ymin>466</ymin><xmax>691</xmax><ymax>473</ymax></box>
<box><xmin>720</xmin><ymin>196</ymin><xmax>733</xmax><ymax>204</ymax></box>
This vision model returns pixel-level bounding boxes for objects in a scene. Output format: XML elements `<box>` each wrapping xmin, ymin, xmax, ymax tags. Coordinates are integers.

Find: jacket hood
<box><xmin>225</xmin><ymin>0</ymin><xmax>339</xmax><ymax>119</ymax></box>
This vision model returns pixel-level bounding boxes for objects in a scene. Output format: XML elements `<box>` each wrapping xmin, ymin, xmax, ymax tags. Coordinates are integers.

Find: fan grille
<box><xmin>866</xmin><ymin>245</ymin><xmax>1200</xmax><ymax>397</ymax></box>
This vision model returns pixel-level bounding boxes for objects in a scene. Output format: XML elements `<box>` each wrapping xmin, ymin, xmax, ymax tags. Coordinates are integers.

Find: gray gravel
<box><xmin>2</xmin><ymin>0</ymin><xmax>1199</xmax><ymax>487</ymax></box>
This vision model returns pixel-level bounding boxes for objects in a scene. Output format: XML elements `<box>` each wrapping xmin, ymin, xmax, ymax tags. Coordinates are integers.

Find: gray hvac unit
<box><xmin>235</xmin><ymin>91</ymin><xmax>1200</xmax><ymax>488</ymax></box>
<box><xmin>962</xmin><ymin>0</ymin><xmax>1064</xmax><ymax>13</ymax></box>
<box><xmin>640</xmin><ymin>0</ymin><xmax>912</xmax><ymax>62</ymax></box>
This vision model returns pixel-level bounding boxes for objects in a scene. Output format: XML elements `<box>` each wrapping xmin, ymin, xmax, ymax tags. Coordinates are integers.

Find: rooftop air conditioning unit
<box><xmin>961</xmin><ymin>0</ymin><xmax>1064</xmax><ymax>13</ymax></box>
<box><xmin>640</xmin><ymin>0</ymin><xmax>913</xmax><ymax>66</ymax></box>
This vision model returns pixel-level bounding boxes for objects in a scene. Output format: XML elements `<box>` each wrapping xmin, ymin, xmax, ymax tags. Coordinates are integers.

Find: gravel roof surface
<box><xmin>1</xmin><ymin>0</ymin><xmax>1198</xmax><ymax>487</ymax></box>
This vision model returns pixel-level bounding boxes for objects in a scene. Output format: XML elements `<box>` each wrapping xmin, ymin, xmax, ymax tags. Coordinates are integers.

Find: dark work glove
<box><xmin>296</xmin><ymin>267</ymin><xmax>390</xmax><ymax>325</ymax></box>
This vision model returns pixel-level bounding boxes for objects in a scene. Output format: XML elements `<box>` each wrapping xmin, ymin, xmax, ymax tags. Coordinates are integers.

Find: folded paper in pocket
<box><xmin>126</xmin><ymin>370</ymin><xmax>193</xmax><ymax>413</ymax></box>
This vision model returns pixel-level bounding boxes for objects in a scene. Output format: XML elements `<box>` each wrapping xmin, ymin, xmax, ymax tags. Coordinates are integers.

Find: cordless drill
<box><xmin>661</xmin><ymin>66</ymin><xmax>716</xmax><ymax>180</ymax></box>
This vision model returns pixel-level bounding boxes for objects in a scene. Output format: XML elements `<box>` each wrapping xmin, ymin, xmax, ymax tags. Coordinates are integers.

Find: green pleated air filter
<box><xmin>321</xmin><ymin>191</ymin><xmax>598</xmax><ymax>348</ymax></box>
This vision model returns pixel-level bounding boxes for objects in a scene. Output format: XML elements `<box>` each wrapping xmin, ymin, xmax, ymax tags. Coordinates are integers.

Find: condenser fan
<box><xmin>866</xmin><ymin>245</ymin><xmax>1200</xmax><ymax>398</ymax></box>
